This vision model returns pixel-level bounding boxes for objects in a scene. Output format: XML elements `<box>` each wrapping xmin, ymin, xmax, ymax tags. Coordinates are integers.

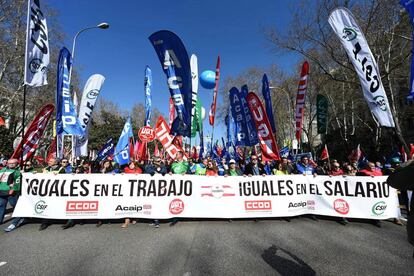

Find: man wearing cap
<box><xmin>225</xmin><ymin>159</ymin><xmax>242</xmax><ymax>176</ymax></box>
<box><xmin>0</xmin><ymin>158</ymin><xmax>24</xmax><ymax>232</ymax></box>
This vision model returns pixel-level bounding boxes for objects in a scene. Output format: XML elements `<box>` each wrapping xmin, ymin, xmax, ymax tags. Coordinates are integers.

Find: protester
<box><xmin>0</xmin><ymin>158</ymin><xmax>24</xmax><ymax>232</ymax></box>
<box><xmin>170</xmin><ymin>151</ymin><xmax>189</xmax><ymax>175</ymax></box>
<box><xmin>329</xmin><ymin>162</ymin><xmax>344</xmax><ymax>176</ymax></box>
<box><xmin>206</xmin><ymin>159</ymin><xmax>218</xmax><ymax>176</ymax></box>
<box><xmin>144</xmin><ymin>157</ymin><xmax>167</xmax><ymax>176</ymax></box>
<box><xmin>358</xmin><ymin>162</ymin><xmax>383</xmax><ymax>177</ymax></box>
<box><xmin>60</xmin><ymin>158</ymin><xmax>72</xmax><ymax>173</ymax></box>
<box><xmin>101</xmin><ymin>160</ymin><xmax>115</xmax><ymax>174</ymax></box>
<box><xmin>217</xmin><ymin>158</ymin><xmax>228</xmax><ymax>176</ymax></box>
<box><xmin>124</xmin><ymin>161</ymin><xmax>142</xmax><ymax>174</ymax></box>
<box><xmin>225</xmin><ymin>159</ymin><xmax>242</xmax><ymax>176</ymax></box>
<box><xmin>272</xmin><ymin>161</ymin><xmax>289</xmax><ymax>175</ymax></box>
<box><xmin>39</xmin><ymin>158</ymin><xmax>65</xmax><ymax>231</ymax></box>
<box><xmin>23</xmin><ymin>161</ymin><xmax>34</xmax><ymax>173</ymax></box>
<box><xmin>296</xmin><ymin>156</ymin><xmax>317</xmax><ymax>176</ymax></box>
<box><xmin>244</xmin><ymin>155</ymin><xmax>265</xmax><ymax>176</ymax></box>
<box><xmin>191</xmin><ymin>158</ymin><xmax>208</xmax><ymax>175</ymax></box>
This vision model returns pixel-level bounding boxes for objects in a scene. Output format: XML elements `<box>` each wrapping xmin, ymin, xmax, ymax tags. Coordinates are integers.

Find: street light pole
<box><xmin>68</xmin><ymin>22</ymin><xmax>109</xmax><ymax>84</ymax></box>
<box><xmin>62</xmin><ymin>22</ymin><xmax>109</xmax><ymax>163</ymax></box>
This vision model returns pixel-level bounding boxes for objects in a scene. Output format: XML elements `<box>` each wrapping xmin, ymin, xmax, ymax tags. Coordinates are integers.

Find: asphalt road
<box><xmin>0</xmin><ymin>216</ymin><xmax>413</xmax><ymax>276</ymax></box>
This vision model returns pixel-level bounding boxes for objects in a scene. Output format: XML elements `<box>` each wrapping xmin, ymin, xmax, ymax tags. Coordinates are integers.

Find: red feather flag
<box><xmin>209</xmin><ymin>56</ymin><xmax>220</xmax><ymax>126</ymax></box>
<box><xmin>294</xmin><ymin>61</ymin><xmax>309</xmax><ymax>142</ymax></box>
<box><xmin>11</xmin><ymin>104</ymin><xmax>54</xmax><ymax>163</ymax></box>
<box><xmin>246</xmin><ymin>92</ymin><xmax>280</xmax><ymax>160</ymax></box>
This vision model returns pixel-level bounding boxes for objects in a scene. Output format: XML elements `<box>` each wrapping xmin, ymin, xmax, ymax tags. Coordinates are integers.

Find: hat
<box><xmin>229</xmin><ymin>159</ymin><xmax>236</xmax><ymax>164</ymax></box>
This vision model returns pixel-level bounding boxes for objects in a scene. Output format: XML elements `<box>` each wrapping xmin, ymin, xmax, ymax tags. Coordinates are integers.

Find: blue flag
<box><xmin>262</xmin><ymin>74</ymin><xmax>276</xmax><ymax>133</ymax></box>
<box><xmin>56</xmin><ymin>47</ymin><xmax>84</xmax><ymax>135</ymax></box>
<box><xmin>401</xmin><ymin>0</ymin><xmax>414</xmax><ymax>102</ymax></box>
<box><xmin>229</xmin><ymin>87</ymin><xmax>249</xmax><ymax>146</ymax></box>
<box><xmin>144</xmin><ymin>66</ymin><xmax>152</xmax><ymax>126</ymax></box>
<box><xmin>240</xmin><ymin>85</ymin><xmax>259</xmax><ymax>146</ymax></box>
<box><xmin>279</xmin><ymin>146</ymin><xmax>289</xmax><ymax>158</ymax></box>
<box><xmin>149</xmin><ymin>31</ymin><xmax>192</xmax><ymax>137</ymax></box>
<box><xmin>96</xmin><ymin>138</ymin><xmax>114</xmax><ymax>161</ymax></box>
<box><xmin>114</xmin><ymin>117</ymin><xmax>133</xmax><ymax>166</ymax></box>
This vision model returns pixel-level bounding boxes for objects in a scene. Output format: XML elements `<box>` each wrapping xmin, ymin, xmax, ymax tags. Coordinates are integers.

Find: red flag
<box><xmin>209</xmin><ymin>56</ymin><xmax>221</xmax><ymax>126</ymax></box>
<box><xmin>294</xmin><ymin>61</ymin><xmax>309</xmax><ymax>142</ymax></box>
<box><xmin>409</xmin><ymin>143</ymin><xmax>414</xmax><ymax>160</ymax></box>
<box><xmin>129</xmin><ymin>138</ymin><xmax>135</xmax><ymax>161</ymax></box>
<box><xmin>0</xmin><ymin>117</ymin><xmax>5</xmax><ymax>126</ymax></box>
<box><xmin>320</xmin><ymin>145</ymin><xmax>329</xmax><ymax>160</ymax></box>
<box><xmin>154</xmin><ymin>141</ymin><xmax>160</xmax><ymax>157</ymax></box>
<box><xmin>137</xmin><ymin>141</ymin><xmax>148</xmax><ymax>161</ymax></box>
<box><xmin>401</xmin><ymin>146</ymin><xmax>408</xmax><ymax>162</ymax></box>
<box><xmin>246</xmin><ymin>92</ymin><xmax>280</xmax><ymax>160</ymax></box>
<box><xmin>191</xmin><ymin>146</ymin><xmax>198</xmax><ymax>159</ymax></box>
<box><xmin>168</xmin><ymin>97</ymin><xmax>175</xmax><ymax>129</ymax></box>
<box><xmin>46</xmin><ymin>137</ymin><xmax>57</xmax><ymax>163</ymax></box>
<box><xmin>11</xmin><ymin>104</ymin><xmax>54</xmax><ymax>163</ymax></box>
<box><xmin>154</xmin><ymin>116</ymin><xmax>185</xmax><ymax>159</ymax></box>
<box><xmin>348</xmin><ymin>144</ymin><xmax>362</xmax><ymax>162</ymax></box>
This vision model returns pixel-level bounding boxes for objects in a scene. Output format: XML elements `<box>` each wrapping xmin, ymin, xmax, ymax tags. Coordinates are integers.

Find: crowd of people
<box><xmin>0</xmin><ymin>151</ymin><xmax>410</xmax><ymax>232</ymax></box>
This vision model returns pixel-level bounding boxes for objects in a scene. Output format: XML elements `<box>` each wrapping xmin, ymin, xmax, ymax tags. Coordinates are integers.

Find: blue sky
<box><xmin>48</xmin><ymin>0</ymin><xmax>301</xmax><ymax>141</ymax></box>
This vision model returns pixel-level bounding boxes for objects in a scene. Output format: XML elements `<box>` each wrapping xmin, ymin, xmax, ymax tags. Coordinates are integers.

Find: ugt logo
<box><xmin>342</xmin><ymin>27</ymin><xmax>357</xmax><ymax>41</ymax></box>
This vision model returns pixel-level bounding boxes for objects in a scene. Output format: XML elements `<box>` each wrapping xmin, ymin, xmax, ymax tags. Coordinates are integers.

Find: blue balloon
<box><xmin>200</xmin><ymin>70</ymin><xmax>216</xmax><ymax>89</ymax></box>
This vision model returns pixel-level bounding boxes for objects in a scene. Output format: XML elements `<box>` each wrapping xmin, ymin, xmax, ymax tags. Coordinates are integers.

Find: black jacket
<box><xmin>243</xmin><ymin>163</ymin><xmax>266</xmax><ymax>175</ymax></box>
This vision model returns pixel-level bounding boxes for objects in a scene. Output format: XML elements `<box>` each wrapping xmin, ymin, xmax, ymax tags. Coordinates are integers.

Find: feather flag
<box><xmin>246</xmin><ymin>92</ymin><xmax>280</xmax><ymax>160</ymax></box>
<box><xmin>149</xmin><ymin>31</ymin><xmax>192</xmax><ymax>137</ymax></box>
<box><xmin>294</xmin><ymin>61</ymin><xmax>309</xmax><ymax>142</ymax></box>
<box><xmin>114</xmin><ymin>117</ymin><xmax>133</xmax><ymax>165</ymax></box>
<box><xmin>24</xmin><ymin>0</ymin><xmax>50</xmax><ymax>87</ymax></box>
<box><xmin>144</xmin><ymin>66</ymin><xmax>152</xmax><ymax>126</ymax></box>
<box><xmin>261</xmin><ymin>74</ymin><xmax>276</xmax><ymax>133</ymax></box>
<box><xmin>209</xmin><ymin>56</ymin><xmax>220</xmax><ymax>126</ymax></box>
<box><xmin>190</xmin><ymin>54</ymin><xmax>199</xmax><ymax>135</ymax></box>
<box><xmin>11</xmin><ymin>104</ymin><xmax>54</xmax><ymax>162</ymax></box>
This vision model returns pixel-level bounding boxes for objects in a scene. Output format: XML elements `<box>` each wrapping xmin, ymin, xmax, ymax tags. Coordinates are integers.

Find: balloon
<box><xmin>201</xmin><ymin>107</ymin><xmax>206</xmax><ymax>120</ymax></box>
<box><xmin>199</xmin><ymin>70</ymin><xmax>215</xmax><ymax>89</ymax></box>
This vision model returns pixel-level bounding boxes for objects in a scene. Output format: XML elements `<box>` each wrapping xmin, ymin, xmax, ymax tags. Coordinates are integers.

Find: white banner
<box><xmin>328</xmin><ymin>8</ymin><xmax>395</xmax><ymax>127</ymax></box>
<box><xmin>74</xmin><ymin>74</ymin><xmax>105</xmax><ymax>157</ymax></box>
<box><xmin>24</xmin><ymin>0</ymin><xmax>50</xmax><ymax>87</ymax></box>
<box><xmin>13</xmin><ymin>174</ymin><xmax>400</xmax><ymax>220</ymax></box>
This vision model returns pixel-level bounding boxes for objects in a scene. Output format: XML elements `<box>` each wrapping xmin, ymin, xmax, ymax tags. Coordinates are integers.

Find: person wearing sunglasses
<box><xmin>329</xmin><ymin>162</ymin><xmax>344</xmax><ymax>176</ymax></box>
<box><xmin>243</xmin><ymin>155</ymin><xmax>266</xmax><ymax>176</ymax></box>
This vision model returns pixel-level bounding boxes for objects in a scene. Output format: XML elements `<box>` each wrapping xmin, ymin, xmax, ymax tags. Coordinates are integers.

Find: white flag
<box><xmin>74</xmin><ymin>74</ymin><xmax>105</xmax><ymax>156</ymax></box>
<box><xmin>328</xmin><ymin>7</ymin><xmax>395</xmax><ymax>127</ymax></box>
<box><xmin>24</xmin><ymin>0</ymin><xmax>50</xmax><ymax>87</ymax></box>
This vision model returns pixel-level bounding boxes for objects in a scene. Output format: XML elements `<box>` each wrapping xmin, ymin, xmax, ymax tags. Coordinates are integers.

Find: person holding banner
<box><xmin>0</xmin><ymin>159</ymin><xmax>24</xmax><ymax>232</ymax></box>
<box><xmin>225</xmin><ymin>159</ymin><xmax>242</xmax><ymax>176</ymax></box>
<box><xmin>39</xmin><ymin>158</ymin><xmax>66</xmax><ymax>231</ymax></box>
<box><xmin>170</xmin><ymin>151</ymin><xmax>189</xmax><ymax>175</ymax></box>
<box><xmin>295</xmin><ymin>156</ymin><xmax>317</xmax><ymax>176</ymax></box>
<box><xmin>191</xmin><ymin>158</ymin><xmax>208</xmax><ymax>175</ymax></box>
<box><xmin>244</xmin><ymin>155</ymin><xmax>266</xmax><ymax>176</ymax></box>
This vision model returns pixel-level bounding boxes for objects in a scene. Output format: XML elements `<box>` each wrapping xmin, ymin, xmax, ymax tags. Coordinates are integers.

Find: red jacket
<box><xmin>358</xmin><ymin>169</ymin><xmax>383</xmax><ymax>176</ymax></box>
<box><xmin>124</xmin><ymin>167</ymin><xmax>142</xmax><ymax>174</ymax></box>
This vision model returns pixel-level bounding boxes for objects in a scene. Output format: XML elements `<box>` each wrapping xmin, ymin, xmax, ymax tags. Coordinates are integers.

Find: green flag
<box><xmin>317</xmin><ymin>94</ymin><xmax>328</xmax><ymax>134</ymax></box>
<box><xmin>191</xmin><ymin>99</ymin><xmax>203</xmax><ymax>137</ymax></box>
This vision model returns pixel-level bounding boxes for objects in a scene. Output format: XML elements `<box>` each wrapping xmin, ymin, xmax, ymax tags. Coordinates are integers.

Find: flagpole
<box><xmin>20</xmin><ymin>85</ymin><xmax>27</xmax><ymax>166</ymax></box>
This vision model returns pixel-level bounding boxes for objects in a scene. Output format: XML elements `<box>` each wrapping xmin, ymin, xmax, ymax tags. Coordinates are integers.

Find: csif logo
<box><xmin>372</xmin><ymin>201</ymin><xmax>387</xmax><ymax>216</ymax></box>
<box><xmin>34</xmin><ymin>200</ymin><xmax>47</xmax><ymax>214</ymax></box>
<box><xmin>342</xmin><ymin>27</ymin><xmax>357</xmax><ymax>41</ymax></box>
<box><xmin>86</xmin><ymin>89</ymin><xmax>100</xmax><ymax>100</ymax></box>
